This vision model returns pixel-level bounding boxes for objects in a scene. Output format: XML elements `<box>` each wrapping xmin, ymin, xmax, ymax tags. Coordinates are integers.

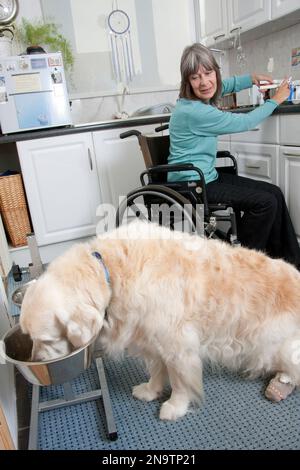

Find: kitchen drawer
<box><xmin>230</xmin><ymin>116</ymin><xmax>279</xmax><ymax>144</ymax></box>
<box><xmin>240</xmin><ymin>158</ymin><xmax>270</xmax><ymax>178</ymax></box>
<box><xmin>231</xmin><ymin>142</ymin><xmax>279</xmax><ymax>184</ymax></box>
<box><xmin>280</xmin><ymin>115</ymin><xmax>300</xmax><ymax>146</ymax></box>
<box><xmin>279</xmin><ymin>146</ymin><xmax>300</xmax><ymax>238</ymax></box>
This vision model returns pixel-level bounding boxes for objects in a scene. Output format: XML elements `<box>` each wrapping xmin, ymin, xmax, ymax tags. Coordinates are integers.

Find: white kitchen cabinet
<box><xmin>231</xmin><ymin>115</ymin><xmax>279</xmax><ymax>144</ymax></box>
<box><xmin>198</xmin><ymin>0</ymin><xmax>228</xmax><ymax>46</ymax></box>
<box><xmin>227</xmin><ymin>0</ymin><xmax>271</xmax><ymax>34</ymax></box>
<box><xmin>199</xmin><ymin>0</ymin><xmax>272</xmax><ymax>46</ymax></box>
<box><xmin>17</xmin><ymin>133</ymin><xmax>101</xmax><ymax>246</ymax></box>
<box><xmin>92</xmin><ymin>125</ymin><xmax>156</xmax><ymax>210</ymax></box>
<box><xmin>231</xmin><ymin>142</ymin><xmax>279</xmax><ymax>184</ymax></box>
<box><xmin>271</xmin><ymin>0</ymin><xmax>300</xmax><ymax>18</ymax></box>
<box><xmin>221</xmin><ymin>115</ymin><xmax>279</xmax><ymax>178</ymax></box>
<box><xmin>279</xmin><ymin>114</ymin><xmax>300</xmax><ymax>146</ymax></box>
<box><xmin>280</xmin><ymin>146</ymin><xmax>300</xmax><ymax>239</ymax></box>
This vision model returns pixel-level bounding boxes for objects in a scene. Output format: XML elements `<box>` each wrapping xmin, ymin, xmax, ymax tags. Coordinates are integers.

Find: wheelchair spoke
<box><xmin>116</xmin><ymin>185</ymin><xmax>204</xmax><ymax>236</ymax></box>
<box><xmin>127</xmin><ymin>201</ymin><xmax>149</xmax><ymax>222</ymax></box>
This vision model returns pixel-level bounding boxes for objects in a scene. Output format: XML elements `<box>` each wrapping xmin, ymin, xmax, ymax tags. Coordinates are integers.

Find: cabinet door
<box><xmin>280</xmin><ymin>146</ymin><xmax>300</xmax><ymax>239</ymax></box>
<box><xmin>231</xmin><ymin>115</ymin><xmax>279</xmax><ymax>144</ymax></box>
<box><xmin>93</xmin><ymin>125</ymin><xmax>155</xmax><ymax>210</ymax></box>
<box><xmin>231</xmin><ymin>142</ymin><xmax>279</xmax><ymax>184</ymax></box>
<box><xmin>17</xmin><ymin>133</ymin><xmax>101</xmax><ymax>246</ymax></box>
<box><xmin>271</xmin><ymin>0</ymin><xmax>300</xmax><ymax>18</ymax></box>
<box><xmin>198</xmin><ymin>0</ymin><xmax>228</xmax><ymax>46</ymax></box>
<box><xmin>279</xmin><ymin>114</ymin><xmax>300</xmax><ymax>146</ymax></box>
<box><xmin>228</xmin><ymin>0</ymin><xmax>271</xmax><ymax>34</ymax></box>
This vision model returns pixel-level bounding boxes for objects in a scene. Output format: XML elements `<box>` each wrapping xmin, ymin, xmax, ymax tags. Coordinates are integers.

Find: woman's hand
<box><xmin>272</xmin><ymin>79</ymin><xmax>290</xmax><ymax>105</ymax></box>
<box><xmin>251</xmin><ymin>74</ymin><xmax>274</xmax><ymax>86</ymax></box>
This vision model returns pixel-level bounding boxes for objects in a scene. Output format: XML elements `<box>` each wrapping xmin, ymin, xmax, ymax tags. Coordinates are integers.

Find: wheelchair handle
<box><xmin>120</xmin><ymin>130</ymin><xmax>141</xmax><ymax>139</ymax></box>
<box><xmin>155</xmin><ymin>124</ymin><xmax>169</xmax><ymax>132</ymax></box>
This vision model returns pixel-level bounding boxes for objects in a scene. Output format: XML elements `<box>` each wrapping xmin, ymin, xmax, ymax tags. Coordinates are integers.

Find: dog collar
<box><xmin>92</xmin><ymin>251</ymin><xmax>110</xmax><ymax>285</ymax></box>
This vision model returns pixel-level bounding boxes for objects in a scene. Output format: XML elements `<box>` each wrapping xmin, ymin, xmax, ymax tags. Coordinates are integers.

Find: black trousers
<box><xmin>206</xmin><ymin>172</ymin><xmax>300</xmax><ymax>269</ymax></box>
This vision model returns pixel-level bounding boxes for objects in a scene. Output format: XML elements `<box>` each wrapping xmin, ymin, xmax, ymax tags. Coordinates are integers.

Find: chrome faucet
<box><xmin>163</xmin><ymin>105</ymin><xmax>171</xmax><ymax>113</ymax></box>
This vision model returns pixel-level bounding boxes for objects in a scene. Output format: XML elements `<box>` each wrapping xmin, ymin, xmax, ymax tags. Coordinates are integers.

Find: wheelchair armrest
<box><xmin>141</xmin><ymin>163</ymin><xmax>205</xmax><ymax>185</ymax></box>
<box><xmin>140</xmin><ymin>164</ymin><xmax>210</xmax><ymax>216</ymax></box>
<box><xmin>216</xmin><ymin>151</ymin><xmax>231</xmax><ymax>159</ymax></box>
<box><xmin>148</xmin><ymin>163</ymin><xmax>194</xmax><ymax>172</ymax></box>
<box><xmin>216</xmin><ymin>151</ymin><xmax>238</xmax><ymax>174</ymax></box>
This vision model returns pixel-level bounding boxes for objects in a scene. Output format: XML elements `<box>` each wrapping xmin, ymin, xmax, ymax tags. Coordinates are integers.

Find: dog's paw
<box><xmin>159</xmin><ymin>400</ymin><xmax>188</xmax><ymax>421</ymax></box>
<box><xmin>132</xmin><ymin>383</ymin><xmax>160</xmax><ymax>402</ymax></box>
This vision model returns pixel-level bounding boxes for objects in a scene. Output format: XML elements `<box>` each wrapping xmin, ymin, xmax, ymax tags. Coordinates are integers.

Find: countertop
<box><xmin>230</xmin><ymin>103</ymin><xmax>300</xmax><ymax>114</ymax></box>
<box><xmin>0</xmin><ymin>113</ymin><xmax>171</xmax><ymax>145</ymax></box>
<box><xmin>0</xmin><ymin>103</ymin><xmax>299</xmax><ymax>146</ymax></box>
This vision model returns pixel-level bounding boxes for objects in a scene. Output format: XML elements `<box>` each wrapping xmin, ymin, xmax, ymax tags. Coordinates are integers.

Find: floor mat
<box><xmin>38</xmin><ymin>357</ymin><xmax>300</xmax><ymax>450</ymax></box>
<box><xmin>7</xmin><ymin>272</ymin><xmax>300</xmax><ymax>450</ymax></box>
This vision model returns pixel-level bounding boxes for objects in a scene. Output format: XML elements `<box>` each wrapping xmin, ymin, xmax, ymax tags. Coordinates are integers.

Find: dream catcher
<box><xmin>108</xmin><ymin>1</ymin><xmax>136</xmax><ymax>85</ymax></box>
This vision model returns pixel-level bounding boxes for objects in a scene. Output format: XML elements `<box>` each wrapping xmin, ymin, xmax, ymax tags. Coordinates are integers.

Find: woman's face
<box><xmin>189</xmin><ymin>65</ymin><xmax>217</xmax><ymax>101</ymax></box>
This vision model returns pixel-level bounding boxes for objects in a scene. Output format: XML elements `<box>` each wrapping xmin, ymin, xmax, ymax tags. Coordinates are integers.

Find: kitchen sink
<box><xmin>131</xmin><ymin>103</ymin><xmax>175</xmax><ymax>117</ymax></box>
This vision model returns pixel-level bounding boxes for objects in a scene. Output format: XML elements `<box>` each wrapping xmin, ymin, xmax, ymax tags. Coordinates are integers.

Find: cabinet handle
<box><xmin>230</xmin><ymin>26</ymin><xmax>242</xmax><ymax>34</ymax></box>
<box><xmin>213</xmin><ymin>34</ymin><xmax>225</xmax><ymax>41</ymax></box>
<box><xmin>283</xmin><ymin>151</ymin><xmax>300</xmax><ymax>157</ymax></box>
<box><xmin>245</xmin><ymin>164</ymin><xmax>261</xmax><ymax>169</ymax></box>
<box><xmin>251</xmin><ymin>128</ymin><xmax>260</xmax><ymax>131</ymax></box>
<box><xmin>88</xmin><ymin>148</ymin><xmax>93</xmax><ymax>170</ymax></box>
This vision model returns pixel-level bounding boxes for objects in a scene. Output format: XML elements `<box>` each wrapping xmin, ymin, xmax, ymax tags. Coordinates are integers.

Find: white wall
<box><xmin>229</xmin><ymin>21</ymin><xmax>300</xmax><ymax>80</ymax></box>
<box><xmin>39</xmin><ymin>0</ymin><xmax>196</xmax><ymax>97</ymax></box>
<box><xmin>16</xmin><ymin>0</ymin><xmax>43</xmax><ymax>23</ymax></box>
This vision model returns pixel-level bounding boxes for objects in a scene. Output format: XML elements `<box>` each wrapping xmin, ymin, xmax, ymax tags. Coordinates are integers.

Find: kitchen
<box><xmin>1</xmin><ymin>0</ymin><xmax>300</xmax><ymax>452</ymax></box>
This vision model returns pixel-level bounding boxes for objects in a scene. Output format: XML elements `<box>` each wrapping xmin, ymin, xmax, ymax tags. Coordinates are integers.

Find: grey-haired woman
<box><xmin>168</xmin><ymin>43</ymin><xmax>300</xmax><ymax>269</ymax></box>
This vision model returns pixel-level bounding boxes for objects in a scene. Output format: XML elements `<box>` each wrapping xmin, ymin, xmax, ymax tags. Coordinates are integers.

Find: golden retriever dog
<box><xmin>20</xmin><ymin>221</ymin><xmax>300</xmax><ymax>420</ymax></box>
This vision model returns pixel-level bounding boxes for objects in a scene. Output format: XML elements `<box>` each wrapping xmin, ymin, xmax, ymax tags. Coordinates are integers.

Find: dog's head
<box><xmin>20</xmin><ymin>245</ymin><xmax>111</xmax><ymax>362</ymax></box>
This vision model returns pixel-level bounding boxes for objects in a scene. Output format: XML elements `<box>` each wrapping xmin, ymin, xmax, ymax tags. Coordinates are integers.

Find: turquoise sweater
<box><xmin>168</xmin><ymin>74</ymin><xmax>278</xmax><ymax>183</ymax></box>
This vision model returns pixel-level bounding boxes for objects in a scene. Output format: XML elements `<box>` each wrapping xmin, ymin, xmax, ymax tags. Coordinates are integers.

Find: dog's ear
<box><xmin>63</xmin><ymin>305</ymin><xmax>104</xmax><ymax>349</ymax></box>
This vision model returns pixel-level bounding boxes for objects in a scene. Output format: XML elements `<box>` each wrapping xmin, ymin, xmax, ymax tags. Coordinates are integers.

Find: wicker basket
<box><xmin>0</xmin><ymin>173</ymin><xmax>32</xmax><ymax>247</ymax></box>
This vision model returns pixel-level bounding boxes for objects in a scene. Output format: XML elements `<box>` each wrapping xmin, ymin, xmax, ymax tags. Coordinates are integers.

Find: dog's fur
<box><xmin>20</xmin><ymin>221</ymin><xmax>300</xmax><ymax>420</ymax></box>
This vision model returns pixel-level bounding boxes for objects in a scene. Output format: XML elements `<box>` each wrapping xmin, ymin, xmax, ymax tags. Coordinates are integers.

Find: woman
<box><xmin>169</xmin><ymin>43</ymin><xmax>300</xmax><ymax>269</ymax></box>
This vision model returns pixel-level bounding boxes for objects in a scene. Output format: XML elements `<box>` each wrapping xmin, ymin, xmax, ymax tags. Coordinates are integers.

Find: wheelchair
<box><xmin>117</xmin><ymin>124</ymin><xmax>240</xmax><ymax>243</ymax></box>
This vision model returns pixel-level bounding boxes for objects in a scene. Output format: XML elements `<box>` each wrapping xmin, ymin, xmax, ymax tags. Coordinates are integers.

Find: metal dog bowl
<box><xmin>1</xmin><ymin>324</ymin><xmax>97</xmax><ymax>386</ymax></box>
<box><xmin>11</xmin><ymin>279</ymin><xmax>37</xmax><ymax>307</ymax></box>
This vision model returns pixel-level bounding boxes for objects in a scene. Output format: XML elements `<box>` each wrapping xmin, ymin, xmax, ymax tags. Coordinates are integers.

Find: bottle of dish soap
<box><xmin>287</xmin><ymin>77</ymin><xmax>295</xmax><ymax>102</ymax></box>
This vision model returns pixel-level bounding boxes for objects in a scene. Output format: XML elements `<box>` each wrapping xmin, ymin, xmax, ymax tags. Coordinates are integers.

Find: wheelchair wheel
<box><xmin>116</xmin><ymin>184</ymin><xmax>204</xmax><ymax>236</ymax></box>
